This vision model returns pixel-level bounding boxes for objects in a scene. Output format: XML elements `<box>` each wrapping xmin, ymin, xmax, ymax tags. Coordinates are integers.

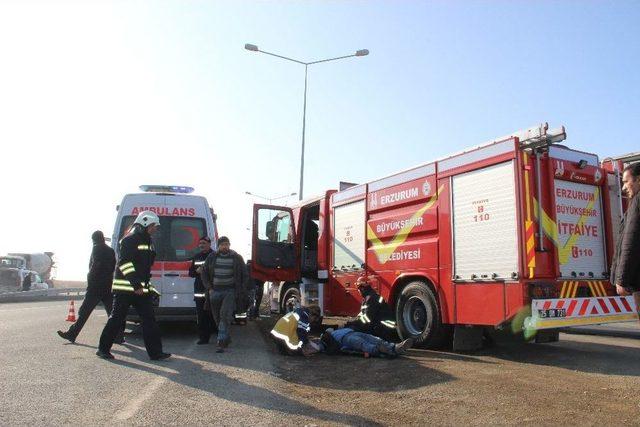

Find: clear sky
<box><xmin>1</xmin><ymin>0</ymin><xmax>638</xmax><ymax>280</ymax></box>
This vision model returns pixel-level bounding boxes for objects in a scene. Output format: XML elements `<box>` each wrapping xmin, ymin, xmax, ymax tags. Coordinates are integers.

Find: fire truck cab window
<box><xmin>258</xmin><ymin>209</ymin><xmax>292</xmax><ymax>243</ymax></box>
<box><xmin>255</xmin><ymin>208</ymin><xmax>296</xmax><ymax>270</ymax></box>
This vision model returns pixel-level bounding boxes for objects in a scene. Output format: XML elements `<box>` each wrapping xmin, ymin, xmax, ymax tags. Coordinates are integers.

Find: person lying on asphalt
<box><xmin>319</xmin><ymin>327</ymin><xmax>413</xmax><ymax>358</ymax></box>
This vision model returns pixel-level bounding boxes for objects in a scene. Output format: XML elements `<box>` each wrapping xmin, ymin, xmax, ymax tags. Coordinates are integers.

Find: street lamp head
<box><xmin>355</xmin><ymin>49</ymin><xmax>369</xmax><ymax>57</ymax></box>
<box><xmin>245</xmin><ymin>43</ymin><xmax>259</xmax><ymax>52</ymax></box>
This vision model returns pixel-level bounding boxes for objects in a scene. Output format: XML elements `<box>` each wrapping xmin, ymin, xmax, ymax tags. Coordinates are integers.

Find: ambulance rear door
<box><xmin>158</xmin><ymin>195</ymin><xmax>214</xmax><ymax>308</ymax></box>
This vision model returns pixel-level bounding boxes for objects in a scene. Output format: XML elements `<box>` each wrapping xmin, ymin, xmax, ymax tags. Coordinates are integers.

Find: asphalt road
<box><xmin>1</xmin><ymin>300</ymin><xmax>639</xmax><ymax>426</ymax></box>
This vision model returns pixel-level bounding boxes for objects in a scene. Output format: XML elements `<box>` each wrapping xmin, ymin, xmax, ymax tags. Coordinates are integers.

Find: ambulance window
<box><xmin>257</xmin><ymin>208</ymin><xmax>293</xmax><ymax>243</ymax></box>
<box><xmin>117</xmin><ymin>215</ymin><xmax>206</xmax><ymax>261</ymax></box>
<box><xmin>165</xmin><ymin>218</ymin><xmax>206</xmax><ymax>261</ymax></box>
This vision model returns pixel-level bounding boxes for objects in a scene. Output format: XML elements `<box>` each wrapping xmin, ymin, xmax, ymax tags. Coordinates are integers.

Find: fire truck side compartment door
<box><xmin>452</xmin><ymin>160</ymin><xmax>519</xmax><ymax>281</ymax></box>
<box><xmin>251</xmin><ymin>204</ymin><xmax>299</xmax><ymax>282</ymax></box>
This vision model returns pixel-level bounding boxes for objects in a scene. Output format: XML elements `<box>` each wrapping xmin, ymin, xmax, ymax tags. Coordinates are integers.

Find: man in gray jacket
<box><xmin>611</xmin><ymin>162</ymin><xmax>640</xmax><ymax>318</ymax></box>
<box><xmin>201</xmin><ymin>236</ymin><xmax>249</xmax><ymax>353</ymax></box>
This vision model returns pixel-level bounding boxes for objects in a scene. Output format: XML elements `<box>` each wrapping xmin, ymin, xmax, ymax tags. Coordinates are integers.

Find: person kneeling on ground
<box><xmin>344</xmin><ymin>277</ymin><xmax>396</xmax><ymax>340</ymax></box>
<box><xmin>270</xmin><ymin>305</ymin><xmax>322</xmax><ymax>356</ymax></box>
<box><xmin>320</xmin><ymin>327</ymin><xmax>413</xmax><ymax>358</ymax></box>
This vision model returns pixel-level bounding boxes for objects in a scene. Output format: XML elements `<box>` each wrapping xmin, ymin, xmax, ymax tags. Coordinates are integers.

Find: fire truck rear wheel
<box><xmin>280</xmin><ymin>286</ymin><xmax>301</xmax><ymax>314</ymax></box>
<box><xmin>396</xmin><ymin>281</ymin><xmax>448</xmax><ymax>348</ymax></box>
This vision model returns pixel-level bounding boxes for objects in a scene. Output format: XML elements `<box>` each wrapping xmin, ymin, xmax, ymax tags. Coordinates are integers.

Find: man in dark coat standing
<box><xmin>611</xmin><ymin>162</ymin><xmax>640</xmax><ymax>318</ymax></box>
<box><xmin>57</xmin><ymin>231</ymin><xmax>124</xmax><ymax>343</ymax></box>
<box><xmin>201</xmin><ymin>236</ymin><xmax>249</xmax><ymax>353</ymax></box>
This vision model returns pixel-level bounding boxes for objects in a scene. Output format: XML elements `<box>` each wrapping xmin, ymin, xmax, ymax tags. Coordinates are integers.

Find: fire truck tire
<box><xmin>396</xmin><ymin>281</ymin><xmax>449</xmax><ymax>348</ymax></box>
<box><xmin>280</xmin><ymin>286</ymin><xmax>301</xmax><ymax>314</ymax></box>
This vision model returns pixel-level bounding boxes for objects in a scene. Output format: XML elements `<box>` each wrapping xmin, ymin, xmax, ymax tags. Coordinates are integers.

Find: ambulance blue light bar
<box><xmin>139</xmin><ymin>185</ymin><xmax>195</xmax><ymax>194</ymax></box>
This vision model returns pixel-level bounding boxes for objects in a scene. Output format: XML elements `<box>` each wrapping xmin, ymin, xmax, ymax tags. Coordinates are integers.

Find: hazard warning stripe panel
<box><xmin>526</xmin><ymin>296</ymin><xmax>638</xmax><ymax>330</ymax></box>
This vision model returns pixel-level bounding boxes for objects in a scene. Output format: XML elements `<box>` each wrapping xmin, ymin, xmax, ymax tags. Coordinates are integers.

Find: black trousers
<box><xmin>195</xmin><ymin>297</ymin><xmax>216</xmax><ymax>340</ymax></box>
<box><xmin>99</xmin><ymin>292</ymin><xmax>163</xmax><ymax>358</ymax></box>
<box><xmin>253</xmin><ymin>282</ymin><xmax>265</xmax><ymax>316</ymax></box>
<box><xmin>68</xmin><ymin>287</ymin><xmax>123</xmax><ymax>340</ymax></box>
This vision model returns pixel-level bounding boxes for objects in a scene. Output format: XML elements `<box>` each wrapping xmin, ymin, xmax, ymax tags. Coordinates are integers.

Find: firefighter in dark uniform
<box><xmin>188</xmin><ymin>236</ymin><xmax>216</xmax><ymax>344</ymax></box>
<box><xmin>345</xmin><ymin>276</ymin><xmax>397</xmax><ymax>340</ymax></box>
<box><xmin>97</xmin><ymin>211</ymin><xmax>170</xmax><ymax>361</ymax></box>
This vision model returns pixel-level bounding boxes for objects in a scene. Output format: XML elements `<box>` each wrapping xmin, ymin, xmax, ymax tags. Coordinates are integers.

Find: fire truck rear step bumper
<box><xmin>525</xmin><ymin>296</ymin><xmax>637</xmax><ymax>331</ymax></box>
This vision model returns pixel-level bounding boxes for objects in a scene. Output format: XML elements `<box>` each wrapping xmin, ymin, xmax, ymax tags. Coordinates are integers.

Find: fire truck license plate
<box><xmin>538</xmin><ymin>308</ymin><xmax>567</xmax><ymax>318</ymax></box>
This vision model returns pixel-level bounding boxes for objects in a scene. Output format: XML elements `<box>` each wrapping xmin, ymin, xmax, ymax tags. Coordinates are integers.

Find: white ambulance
<box><xmin>112</xmin><ymin>185</ymin><xmax>218</xmax><ymax>321</ymax></box>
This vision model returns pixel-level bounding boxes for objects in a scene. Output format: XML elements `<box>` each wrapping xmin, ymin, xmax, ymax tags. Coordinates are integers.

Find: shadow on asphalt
<box><xmin>208</xmin><ymin>318</ymin><xmax>457</xmax><ymax>393</ymax></box>
<box><xmin>108</xmin><ymin>322</ymin><xmax>385</xmax><ymax>426</ymax></box>
<box><xmin>474</xmin><ymin>334</ymin><xmax>640</xmax><ymax>377</ymax></box>
<box><xmin>108</xmin><ymin>346</ymin><xmax>383</xmax><ymax>426</ymax></box>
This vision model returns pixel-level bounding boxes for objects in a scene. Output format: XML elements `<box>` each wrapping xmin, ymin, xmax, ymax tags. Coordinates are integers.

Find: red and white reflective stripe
<box><xmin>532</xmin><ymin>296</ymin><xmax>636</xmax><ymax>317</ymax></box>
<box><xmin>528</xmin><ymin>296</ymin><xmax>638</xmax><ymax>330</ymax></box>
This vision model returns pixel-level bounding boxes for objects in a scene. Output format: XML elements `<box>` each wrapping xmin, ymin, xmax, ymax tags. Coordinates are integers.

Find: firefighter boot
<box><xmin>57</xmin><ymin>330</ymin><xmax>75</xmax><ymax>343</ymax></box>
<box><xmin>96</xmin><ymin>349</ymin><xmax>115</xmax><ymax>360</ymax></box>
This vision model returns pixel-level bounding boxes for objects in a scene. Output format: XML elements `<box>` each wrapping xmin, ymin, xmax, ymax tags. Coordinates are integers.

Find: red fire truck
<box><xmin>251</xmin><ymin>123</ymin><xmax>638</xmax><ymax>350</ymax></box>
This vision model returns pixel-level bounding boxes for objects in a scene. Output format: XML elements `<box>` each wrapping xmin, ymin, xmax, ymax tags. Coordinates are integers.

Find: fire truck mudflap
<box><xmin>525</xmin><ymin>295</ymin><xmax>637</xmax><ymax>331</ymax></box>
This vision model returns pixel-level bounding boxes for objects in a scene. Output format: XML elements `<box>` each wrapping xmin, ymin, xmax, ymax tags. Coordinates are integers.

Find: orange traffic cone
<box><xmin>66</xmin><ymin>300</ymin><xmax>77</xmax><ymax>322</ymax></box>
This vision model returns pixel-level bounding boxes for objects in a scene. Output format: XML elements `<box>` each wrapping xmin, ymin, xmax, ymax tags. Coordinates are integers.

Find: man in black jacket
<box><xmin>188</xmin><ymin>236</ymin><xmax>216</xmax><ymax>344</ymax></box>
<box><xmin>344</xmin><ymin>277</ymin><xmax>397</xmax><ymax>340</ymax></box>
<box><xmin>57</xmin><ymin>231</ymin><xmax>124</xmax><ymax>343</ymax></box>
<box><xmin>611</xmin><ymin>162</ymin><xmax>640</xmax><ymax>317</ymax></box>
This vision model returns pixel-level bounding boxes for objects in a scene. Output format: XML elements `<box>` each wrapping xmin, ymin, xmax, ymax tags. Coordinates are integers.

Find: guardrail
<box><xmin>0</xmin><ymin>288</ymin><xmax>86</xmax><ymax>303</ymax></box>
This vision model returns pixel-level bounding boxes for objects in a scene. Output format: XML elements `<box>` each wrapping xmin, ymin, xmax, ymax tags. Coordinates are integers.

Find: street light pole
<box><xmin>244</xmin><ymin>44</ymin><xmax>369</xmax><ymax>200</ymax></box>
<box><xmin>300</xmin><ymin>64</ymin><xmax>308</xmax><ymax>203</ymax></box>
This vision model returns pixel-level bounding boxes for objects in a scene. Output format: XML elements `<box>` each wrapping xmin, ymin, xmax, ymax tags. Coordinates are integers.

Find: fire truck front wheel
<box><xmin>280</xmin><ymin>285</ymin><xmax>301</xmax><ymax>314</ymax></box>
<box><xmin>396</xmin><ymin>281</ymin><xmax>448</xmax><ymax>348</ymax></box>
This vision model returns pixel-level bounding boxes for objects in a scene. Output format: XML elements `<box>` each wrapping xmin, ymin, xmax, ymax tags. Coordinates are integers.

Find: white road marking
<box><xmin>113</xmin><ymin>375</ymin><xmax>167</xmax><ymax>421</ymax></box>
<box><xmin>112</xmin><ymin>345</ymin><xmax>196</xmax><ymax>421</ymax></box>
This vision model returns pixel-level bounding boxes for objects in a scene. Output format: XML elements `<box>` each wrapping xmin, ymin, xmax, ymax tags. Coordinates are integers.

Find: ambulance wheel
<box><xmin>396</xmin><ymin>281</ymin><xmax>449</xmax><ymax>348</ymax></box>
<box><xmin>280</xmin><ymin>286</ymin><xmax>301</xmax><ymax>314</ymax></box>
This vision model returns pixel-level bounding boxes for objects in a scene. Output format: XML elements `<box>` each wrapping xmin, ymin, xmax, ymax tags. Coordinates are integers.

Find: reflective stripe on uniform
<box><xmin>118</xmin><ymin>262</ymin><xmax>134</xmax><ymax>273</ymax></box>
<box><xmin>112</xmin><ymin>279</ymin><xmax>160</xmax><ymax>295</ymax></box>
<box><xmin>378</xmin><ymin>296</ymin><xmax>384</xmax><ymax>303</ymax></box>
<box><xmin>194</xmin><ymin>293</ymin><xmax>206</xmax><ymax>298</ymax></box>
<box><xmin>112</xmin><ymin>285</ymin><xmax>153</xmax><ymax>294</ymax></box>
<box><xmin>381</xmin><ymin>320</ymin><xmax>396</xmax><ymax>329</ymax></box>
<box><xmin>194</xmin><ymin>261</ymin><xmax>205</xmax><ymax>266</ymax></box>
<box><xmin>298</xmin><ymin>321</ymin><xmax>311</xmax><ymax>332</ymax></box>
<box><xmin>121</xmin><ymin>267</ymin><xmax>135</xmax><ymax>276</ymax></box>
<box><xmin>357</xmin><ymin>313</ymin><xmax>371</xmax><ymax>324</ymax></box>
<box><xmin>137</xmin><ymin>244</ymin><xmax>150</xmax><ymax>250</ymax></box>
<box><xmin>270</xmin><ymin>329</ymin><xmax>303</xmax><ymax>350</ymax></box>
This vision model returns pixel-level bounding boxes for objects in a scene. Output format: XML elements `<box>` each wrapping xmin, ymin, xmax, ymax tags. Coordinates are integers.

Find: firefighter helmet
<box><xmin>133</xmin><ymin>211</ymin><xmax>160</xmax><ymax>228</ymax></box>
